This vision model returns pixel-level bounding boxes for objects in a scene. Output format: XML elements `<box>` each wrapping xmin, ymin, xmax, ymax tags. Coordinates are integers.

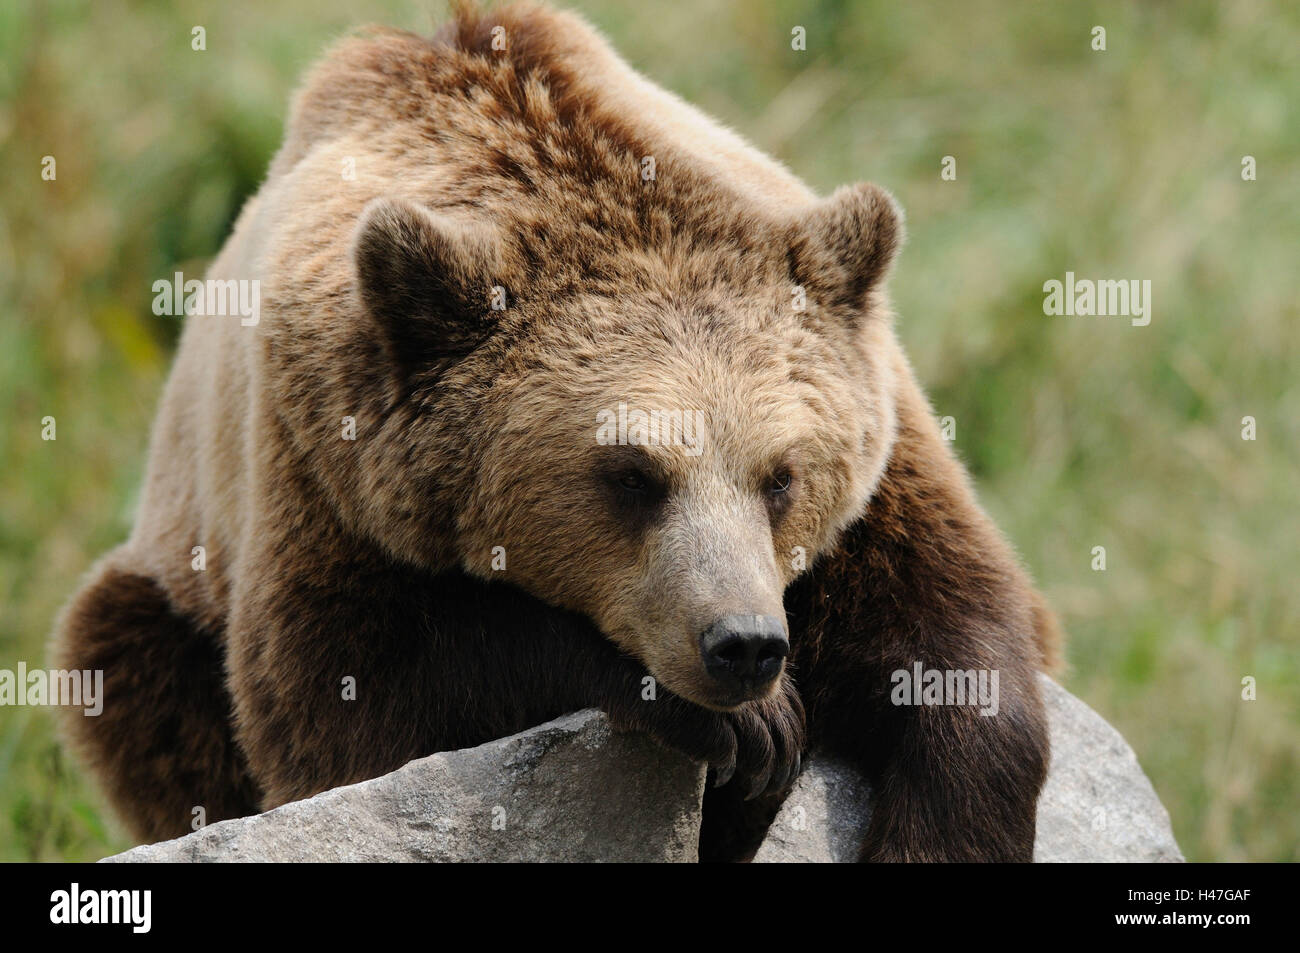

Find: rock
<box><xmin>750</xmin><ymin>753</ymin><xmax>874</xmax><ymax>863</ymax></box>
<box><xmin>1033</xmin><ymin>677</ymin><xmax>1183</xmax><ymax>862</ymax></box>
<box><xmin>104</xmin><ymin>709</ymin><xmax>706</xmax><ymax>863</ymax></box>
<box><xmin>752</xmin><ymin>674</ymin><xmax>1184</xmax><ymax>862</ymax></box>
<box><xmin>103</xmin><ymin>676</ymin><xmax>1181</xmax><ymax>863</ymax></box>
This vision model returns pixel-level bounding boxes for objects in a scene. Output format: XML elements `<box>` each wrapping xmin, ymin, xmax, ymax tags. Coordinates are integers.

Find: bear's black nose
<box><xmin>699</xmin><ymin>615</ymin><xmax>789</xmax><ymax>695</ymax></box>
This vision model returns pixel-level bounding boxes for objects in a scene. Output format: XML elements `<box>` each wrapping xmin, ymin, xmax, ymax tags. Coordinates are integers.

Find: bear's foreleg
<box><xmin>785</xmin><ymin>369</ymin><xmax>1052</xmax><ymax>862</ymax></box>
<box><xmin>223</xmin><ymin>545</ymin><xmax>803</xmax><ymax>812</ymax></box>
<box><xmin>50</xmin><ymin>553</ymin><xmax>261</xmax><ymax>842</ymax></box>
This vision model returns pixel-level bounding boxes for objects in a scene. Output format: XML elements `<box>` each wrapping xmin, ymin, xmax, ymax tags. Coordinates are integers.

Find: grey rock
<box><xmin>104</xmin><ymin>709</ymin><xmax>706</xmax><ymax>863</ymax></box>
<box><xmin>1033</xmin><ymin>676</ymin><xmax>1183</xmax><ymax>862</ymax></box>
<box><xmin>753</xmin><ymin>674</ymin><xmax>1184</xmax><ymax>862</ymax></box>
<box><xmin>750</xmin><ymin>753</ymin><xmax>874</xmax><ymax>863</ymax></box>
<box><xmin>103</xmin><ymin>676</ymin><xmax>1181</xmax><ymax>863</ymax></box>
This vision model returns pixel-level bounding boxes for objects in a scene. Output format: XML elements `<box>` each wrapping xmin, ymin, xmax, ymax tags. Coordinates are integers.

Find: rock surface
<box><xmin>1033</xmin><ymin>676</ymin><xmax>1184</xmax><ymax>862</ymax></box>
<box><xmin>753</xmin><ymin>675</ymin><xmax>1184</xmax><ymax>862</ymax></box>
<box><xmin>105</xmin><ymin>676</ymin><xmax>1181</xmax><ymax>863</ymax></box>
<box><xmin>750</xmin><ymin>752</ymin><xmax>875</xmax><ymax>863</ymax></box>
<box><xmin>105</xmin><ymin>709</ymin><xmax>706</xmax><ymax>863</ymax></box>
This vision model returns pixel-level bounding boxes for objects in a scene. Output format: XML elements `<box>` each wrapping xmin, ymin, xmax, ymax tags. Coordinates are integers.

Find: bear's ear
<box><xmin>353</xmin><ymin>197</ymin><xmax>505</xmax><ymax>377</ymax></box>
<box><xmin>789</xmin><ymin>182</ymin><xmax>904</xmax><ymax>318</ymax></box>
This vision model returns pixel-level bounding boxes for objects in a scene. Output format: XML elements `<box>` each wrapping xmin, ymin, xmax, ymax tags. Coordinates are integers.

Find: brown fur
<box><xmin>52</xmin><ymin>1</ymin><xmax>1061</xmax><ymax>860</ymax></box>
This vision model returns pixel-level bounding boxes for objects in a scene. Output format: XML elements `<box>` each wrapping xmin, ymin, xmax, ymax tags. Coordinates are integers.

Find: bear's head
<box><xmin>347</xmin><ymin>180</ymin><xmax>904</xmax><ymax>710</ymax></box>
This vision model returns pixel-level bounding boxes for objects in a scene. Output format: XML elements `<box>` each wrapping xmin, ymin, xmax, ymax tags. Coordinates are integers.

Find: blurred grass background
<box><xmin>1</xmin><ymin>0</ymin><xmax>1296</xmax><ymax>862</ymax></box>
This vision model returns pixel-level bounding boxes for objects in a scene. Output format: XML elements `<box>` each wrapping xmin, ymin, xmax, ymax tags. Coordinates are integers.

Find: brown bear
<box><xmin>52</xmin><ymin>0</ymin><xmax>1062</xmax><ymax>862</ymax></box>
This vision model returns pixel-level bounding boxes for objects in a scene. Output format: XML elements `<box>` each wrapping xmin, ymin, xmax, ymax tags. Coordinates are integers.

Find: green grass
<box><xmin>1</xmin><ymin>0</ymin><xmax>1296</xmax><ymax>862</ymax></box>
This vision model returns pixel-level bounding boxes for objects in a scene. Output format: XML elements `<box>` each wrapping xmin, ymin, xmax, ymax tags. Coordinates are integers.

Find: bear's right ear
<box><xmin>353</xmin><ymin>197</ymin><xmax>505</xmax><ymax>378</ymax></box>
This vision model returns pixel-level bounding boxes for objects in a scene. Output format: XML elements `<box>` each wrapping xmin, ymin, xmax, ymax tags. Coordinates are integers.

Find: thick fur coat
<box><xmin>53</xmin><ymin>1</ymin><xmax>1061</xmax><ymax>861</ymax></box>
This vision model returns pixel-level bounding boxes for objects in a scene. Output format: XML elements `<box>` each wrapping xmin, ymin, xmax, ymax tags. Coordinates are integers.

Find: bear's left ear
<box><xmin>789</xmin><ymin>182</ymin><xmax>904</xmax><ymax>318</ymax></box>
<box><xmin>353</xmin><ymin>196</ymin><xmax>506</xmax><ymax>379</ymax></box>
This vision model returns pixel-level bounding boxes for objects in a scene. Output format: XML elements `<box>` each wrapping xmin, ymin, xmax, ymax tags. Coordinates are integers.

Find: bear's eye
<box><xmin>606</xmin><ymin>466</ymin><xmax>667</xmax><ymax>518</ymax></box>
<box><xmin>600</xmin><ymin>457</ymin><xmax>667</xmax><ymax>522</ymax></box>
<box><xmin>618</xmin><ymin>470</ymin><xmax>650</xmax><ymax>493</ymax></box>
<box><xmin>768</xmin><ymin>470</ymin><xmax>793</xmax><ymax>495</ymax></box>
